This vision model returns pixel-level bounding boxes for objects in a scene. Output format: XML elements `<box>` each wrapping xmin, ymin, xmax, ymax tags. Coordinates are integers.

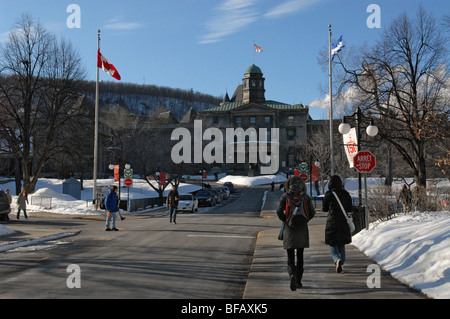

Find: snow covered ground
<box><xmin>1</xmin><ymin>174</ymin><xmax>449</xmax><ymax>298</ymax></box>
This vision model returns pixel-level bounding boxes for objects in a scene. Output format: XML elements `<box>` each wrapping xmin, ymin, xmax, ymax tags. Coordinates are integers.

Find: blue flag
<box><xmin>331</xmin><ymin>36</ymin><xmax>345</xmax><ymax>61</ymax></box>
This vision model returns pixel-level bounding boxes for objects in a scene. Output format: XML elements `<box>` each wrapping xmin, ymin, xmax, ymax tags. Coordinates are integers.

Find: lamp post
<box><xmin>339</xmin><ymin>107</ymin><xmax>378</xmax><ymax>229</ymax></box>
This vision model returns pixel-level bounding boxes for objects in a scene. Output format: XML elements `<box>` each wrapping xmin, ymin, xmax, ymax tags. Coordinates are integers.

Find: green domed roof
<box><xmin>245</xmin><ymin>64</ymin><xmax>262</xmax><ymax>74</ymax></box>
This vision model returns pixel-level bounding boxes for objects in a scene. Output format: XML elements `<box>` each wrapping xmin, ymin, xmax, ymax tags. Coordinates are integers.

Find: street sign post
<box><xmin>354</xmin><ymin>151</ymin><xmax>376</xmax><ymax>173</ymax></box>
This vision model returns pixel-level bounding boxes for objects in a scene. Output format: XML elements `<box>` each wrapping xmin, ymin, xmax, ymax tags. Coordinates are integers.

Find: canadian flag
<box><xmin>254</xmin><ymin>43</ymin><xmax>263</xmax><ymax>52</ymax></box>
<box><xmin>97</xmin><ymin>50</ymin><xmax>121</xmax><ymax>80</ymax></box>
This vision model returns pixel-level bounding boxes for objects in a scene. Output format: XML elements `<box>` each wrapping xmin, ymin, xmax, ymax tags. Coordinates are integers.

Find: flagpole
<box><xmin>328</xmin><ymin>24</ymin><xmax>335</xmax><ymax>176</ymax></box>
<box><xmin>252</xmin><ymin>41</ymin><xmax>255</xmax><ymax>65</ymax></box>
<box><xmin>93</xmin><ymin>29</ymin><xmax>100</xmax><ymax>208</ymax></box>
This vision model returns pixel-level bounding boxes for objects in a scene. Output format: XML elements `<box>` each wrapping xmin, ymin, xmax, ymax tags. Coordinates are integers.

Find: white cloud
<box><xmin>104</xmin><ymin>19</ymin><xmax>145</xmax><ymax>31</ymax></box>
<box><xmin>199</xmin><ymin>0</ymin><xmax>322</xmax><ymax>44</ymax></box>
<box><xmin>264</xmin><ymin>0</ymin><xmax>320</xmax><ymax>19</ymax></box>
<box><xmin>199</xmin><ymin>0</ymin><xmax>258</xmax><ymax>44</ymax></box>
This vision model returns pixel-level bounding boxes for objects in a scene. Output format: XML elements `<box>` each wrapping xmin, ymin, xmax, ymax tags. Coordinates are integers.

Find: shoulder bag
<box><xmin>332</xmin><ymin>191</ymin><xmax>356</xmax><ymax>233</ymax></box>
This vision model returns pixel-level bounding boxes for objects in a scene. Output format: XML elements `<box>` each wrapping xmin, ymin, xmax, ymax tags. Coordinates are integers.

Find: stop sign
<box><xmin>354</xmin><ymin>151</ymin><xmax>376</xmax><ymax>173</ymax></box>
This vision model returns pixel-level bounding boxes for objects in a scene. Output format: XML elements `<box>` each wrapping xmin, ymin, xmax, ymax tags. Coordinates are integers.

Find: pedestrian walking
<box><xmin>277</xmin><ymin>176</ymin><xmax>315</xmax><ymax>291</ymax></box>
<box><xmin>166</xmin><ymin>185</ymin><xmax>179</xmax><ymax>224</ymax></box>
<box><xmin>322</xmin><ymin>175</ymin><xmax>353</xmax><ymax>273</ymax></box>
<box><xmin>105</xmin><ymin>185</ymin><xmax>119</xmax><ymax>231</ymax></box>
<box><xmin>271</xmin><ymin>181</ymin><xmax>275</xmax><ymax>192</ymax></box>
<box><xmin>5</xmin><ymin>189</ymin><xmax>12</xmax><ymax>220</ymax></box>
<box><xmin>16</xmin><ymin>189</ymin><xmax>28</xmax><ymax>219</ymax></box>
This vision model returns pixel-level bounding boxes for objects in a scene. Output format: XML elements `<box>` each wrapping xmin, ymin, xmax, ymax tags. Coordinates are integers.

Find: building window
<box><xmin>287</xmin><ymin>129</ymin><xmax>295</xmax><ymax>141</ymax></box>
<box><xmin>213</xmin><ymin>117</ymin><xmax>218</xmax><ymax>124</ymax></box>
<box><xmin>236</xmin><ymin>117</ymin><xmax>242</xmax><ymax>125</ymax></box>
<box><xmin>250</xmin><ymin>117</ymin><xmax>256</xmax><ymax>124</ymax></box>
<box><xmin>288</xmin><ymin>116</ymin><xmax>294</xmax><ymax>124</ymax></box>
<box><xmin>264</xmin><ymin>116</ymin><xmax>271</xmax><ymax>124</ymax></box>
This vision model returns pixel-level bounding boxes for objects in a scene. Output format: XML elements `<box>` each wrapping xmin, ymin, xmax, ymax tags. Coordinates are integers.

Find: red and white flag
<box><xmin>97</xmin><ymin>50</ymin><xmax>121</xmax><ymax>80</ymax></box>
<box><xmin>254</xmin><ymin>43</ymin><xmax>263</xmax><ymax>52</ymax></box>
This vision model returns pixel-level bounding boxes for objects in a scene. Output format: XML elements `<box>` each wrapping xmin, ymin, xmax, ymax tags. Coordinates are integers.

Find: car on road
<box><xmin>177</xmin><ymin>194</ymin><xmax>198</xmax><ymax>213</ymax></box>
<box><xmin>223</xmin><ymin>182</ymin><xmax>236</xmax><ymax>193</ymax></box>
<box><xmin>0</xmin><ymin>190</ymin><xmax>11</xmax><ymax>221</ymax></box>
<box><xmin>196</xmin><ymin>189</ymin><xmax>216</xmax><ymax>207</ymax></box>
<box><xmin>218</xmin><ymin>186</ymin><xmax>230</xmax><ymax>199</ymax></box>
<box><xmin>211</xmin><ymin>189</ymin><xmax>223</xmax><ymax>204</ymax></box>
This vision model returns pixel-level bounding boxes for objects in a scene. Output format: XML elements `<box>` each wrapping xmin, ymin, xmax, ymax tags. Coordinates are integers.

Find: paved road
<box><xmin>0</xmin><ymin>187</ymin><xmax>269</xmax><ymax>299</ymax></box>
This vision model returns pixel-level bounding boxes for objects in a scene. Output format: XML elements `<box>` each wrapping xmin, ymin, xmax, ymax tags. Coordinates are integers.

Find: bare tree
<box><xmin>336</xmin><ymin>7</ymin><xmax>450</xmax><ymax>188</ymax></box>
<box><xmin>0</xmin><ymin>14</ymin><xmax>86</xmax><ymax>192</ymax></box>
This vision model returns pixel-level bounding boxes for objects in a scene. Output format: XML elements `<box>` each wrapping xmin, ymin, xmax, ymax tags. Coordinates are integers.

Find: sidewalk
<box><xmin>243</xmin><ymin>188</ymin><xmax>427</xmax><ymax>299</ymax></box>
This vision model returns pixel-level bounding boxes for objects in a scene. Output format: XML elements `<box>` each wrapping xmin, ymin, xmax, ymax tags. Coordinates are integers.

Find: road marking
<box><xmin>187</xmin><ymin>234</ymin><xmax>254</xmax><ymax>239</ymax></box>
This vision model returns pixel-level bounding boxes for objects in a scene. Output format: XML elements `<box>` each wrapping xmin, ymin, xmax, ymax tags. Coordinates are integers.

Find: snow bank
<box><xmin>0</xmin><ymin>225</ymin><xmax>15</xmax><ymax>237</ymax></box>
<box><xmin>218</xmin><ymin>173</ymin><xmax>286</xmax><ymax>186</ymax></box>
<box><xmin>352</xmin><ymin>211</ymin><xmax>450</xmax><ymax>299</ymax></box>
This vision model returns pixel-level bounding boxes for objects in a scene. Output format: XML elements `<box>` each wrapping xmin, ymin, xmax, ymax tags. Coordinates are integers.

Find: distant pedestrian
<box><xmin>16</xmin><ymin>189</ymin><xmax>28</xmax><ymax>219</ymax></box>
<box><xmin>5</xmin><ymin>189</ymin><xmax>12</xmax><ymax>220</ymax></box>
<box><xmin>105</xmin><ymin>185</ymin><xmax>119</xmax><ymax>231</ymax></box>
<box><xmin>322</xmin><ymin>175</ymin><xmax>353</xmax><ymax>273</ymax></box>
<box><xmin>271</xmin><ymin>181</ymin><xmax>275</xmax><ymax>192</ymax></box>
<box><xmin>397</xmin><ymin>184</ymin><xmax>412</xmax><ymax>212</ymax></box>
<box><xmin>166</xmin><ymin>185</ymin><xmax>179</xmax><ymax>224</ymax></box>
<box><xmin>277</xmin><ymin>176</ymin><xmax>315</xmax><ymax>291</ymax></box>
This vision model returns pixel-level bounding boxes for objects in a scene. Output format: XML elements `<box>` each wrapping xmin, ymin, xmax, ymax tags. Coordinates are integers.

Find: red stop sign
<box><xmin>124</xmin><ymin>178</ymin><xmax>133</xmax><ymax>187</ymax></box>
<box><xmin>354</xmin><ymin>151</ymin><xmax>376</xmax><ymax>173</ymax></box>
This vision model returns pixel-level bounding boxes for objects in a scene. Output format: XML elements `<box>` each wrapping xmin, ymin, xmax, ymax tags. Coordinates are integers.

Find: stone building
<box><xmin>198</xmin><ymin>64</ymin><xmax>311</xmax><ymax>175</ymax></box>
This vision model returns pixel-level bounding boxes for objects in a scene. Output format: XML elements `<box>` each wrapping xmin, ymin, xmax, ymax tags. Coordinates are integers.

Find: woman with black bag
<box><xmin>277</xmin><ymin>176</ymin><xmax>315</xmax><ymax>291</ymax></box>
<box><xmin>322</xmin><ymin>175</ymin><xmax>353</xmax><ymax>273</ymax></box>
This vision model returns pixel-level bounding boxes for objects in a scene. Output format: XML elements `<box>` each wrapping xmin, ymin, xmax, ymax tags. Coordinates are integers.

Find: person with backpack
<box><xmin>277</xmin><ymin>176</ymin><xmax>315</xmax><ymax>291</ymax></box>
<box><xmin>322</xmin><ymin>175</ymin><xmax>353</xmax><ymax>273</ymax></box>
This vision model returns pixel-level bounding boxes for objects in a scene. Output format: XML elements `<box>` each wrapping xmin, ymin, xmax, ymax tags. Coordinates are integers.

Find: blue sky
<box><xmin>0</xmin><ymin>0</ymin><xmax>448</xmax><ymax>120</ymax></box>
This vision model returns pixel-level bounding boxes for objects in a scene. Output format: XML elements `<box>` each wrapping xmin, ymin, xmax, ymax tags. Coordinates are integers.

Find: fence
<box><xmin>127</xmin><ymin>196</ymin><xmax>166</xmax><ymax>212</ymax></box>
<box><xmin>31</xmin><ymin>196</ymin><xmax>52</xmax><ymax>209</ymax></box>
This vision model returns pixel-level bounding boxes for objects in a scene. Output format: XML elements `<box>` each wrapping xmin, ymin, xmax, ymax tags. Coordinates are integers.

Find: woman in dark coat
<box><xmin>277</xmin><ymin>176</ymin><xmax>315</xmax><ymax>291</ymax></box>
<box><xmin>322</xmin><ymin>175</ymin><xmax>353</xmax><ymax>273</ymax></box>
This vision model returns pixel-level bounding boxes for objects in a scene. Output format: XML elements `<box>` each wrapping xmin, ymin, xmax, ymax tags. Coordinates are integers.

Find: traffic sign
<box><xmin>299</xmin><ymin>163</ymin><xmax>308</xmax><ymax>173</ymax></box>
<box><xmin>124</xmin><ymin>178</ymin><xmax>133</xmax><ymax>187</ymax></box>
<box><xmin>124</xmin><ymin>168</ymin><xmax>133</xmax><ymax>178</ymax></box>
<box><xmin>354</xmin><ymin>151</ymin><xmax>376</xmax><ymax>173</ymax></box>
<box><xmin>300</xmin><ymin>173</ymin><xmax>308</xmax><ymax>182</ymax></box>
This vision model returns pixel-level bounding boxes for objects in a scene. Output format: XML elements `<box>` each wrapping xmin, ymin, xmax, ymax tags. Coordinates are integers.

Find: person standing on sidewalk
<box><xmin>105</xmin><ymin>185</ymin><xmax>119</xmax><ymax>231</ymax></box>
<box><xmin>166</xmin><ymin>184</ymin><xmax>179</xmax><ymax>224</ymax></box>
<box><xmin>322</xmin><ymin>175</ymin><xmax>353</xmax><ymax>273</ymax></box>
<box><xmin>16</xmin><ymin>189</ymin><xmax>28</xmax><ymax>219</ymax></box>
<box><xmin>277</xmin><ymin>176</ymin><xmax>315</xmax><ymax>291</ymax></box>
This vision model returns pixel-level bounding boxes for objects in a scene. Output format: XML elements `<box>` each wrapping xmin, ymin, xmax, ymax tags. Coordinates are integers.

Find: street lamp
<box><xmin>339</xmin><ymin>106</ymin><xmax>378</xmax><ymax>230</ymax></box>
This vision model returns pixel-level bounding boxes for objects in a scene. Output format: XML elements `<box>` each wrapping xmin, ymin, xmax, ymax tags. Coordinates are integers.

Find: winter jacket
<box><xmin>277</xmin><ymin>177</ymin><xmax>316</xmax><ymax>250</ymax></box>
<box><xmin>166</xmin><ymin>190</ymin><xmax>179</xmax><ymax>208</ymax></box>
<box><xmin>105</xmin><ymin>189</ymin><xmax>119</xmax><ymax>212</ymax></box>
<box><xmin>322</xmin><ymin>176</ymin><xmax>353</xmax><ymax>246</ymax></box>
<box><xmin>17</xmin><ymin>194</ymin><xmax>28</xmax><ymax>210</ymax></box>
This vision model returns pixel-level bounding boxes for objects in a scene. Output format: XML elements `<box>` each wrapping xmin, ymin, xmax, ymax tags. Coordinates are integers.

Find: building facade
<box><xmin>198</xmin><ymin>64</ymin><xmax>310</xmax><ymax>175</ymax></box>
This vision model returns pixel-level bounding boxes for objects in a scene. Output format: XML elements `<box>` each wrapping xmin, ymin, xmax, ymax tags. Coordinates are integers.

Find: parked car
<box><xmin>177</xmin><ymin>194</ymin><xmax>198</xmax><ymax>213</ymax></box>
<box><xmin>211</xmin><ymin>189</ymin><xmax>223</xmax><ymax>203</ymax></box>
<box><xmin>223</xmin><ymin>182</ymin><xmax>236</xmax><ymax>193</ymax></box>
<box><xmin>196</xmin><ymin>190</ymin><xmax>216</xmax><ymax>207</ymax></box>
<box><xmin>0</xmin><ymin>190</ymin><xmax>11</xmax><ymax>221</ymax></box>
<box><xmin>219</xmin><ymin>186</ymin><xmax>230</xmax><ymax>199</ymax></box>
